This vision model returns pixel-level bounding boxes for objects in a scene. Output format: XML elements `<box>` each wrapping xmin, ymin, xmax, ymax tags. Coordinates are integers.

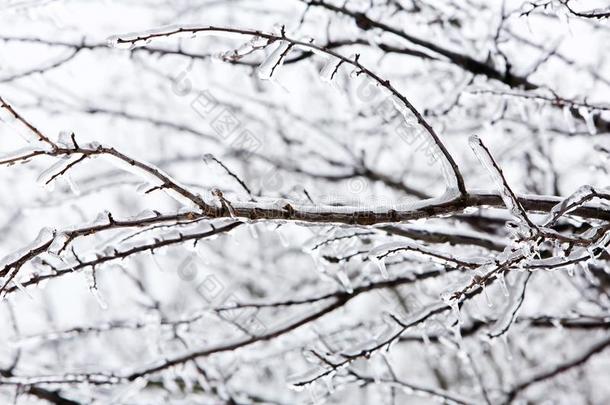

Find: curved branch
<box><xmin>108</xmin><ymin>24</ymin><xmax>468</xmax><ymax>195</ymax></box>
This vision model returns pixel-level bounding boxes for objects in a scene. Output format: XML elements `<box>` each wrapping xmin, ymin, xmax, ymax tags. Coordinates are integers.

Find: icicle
<box><xmin>64</xmin><ymin>174</ymin><xmax>81</xmax><ymax>195</ymax></box>
<box><xmin>307</xmin><ymin>382</ymin><xmax>318</xmax><ymax>404</ymax></box>
<box><xmin>441</xmin><ymin>293</ymin><xmax>461</xmax><ymax>324</ymax></box>
<box><xmin>314</xmin><ymin>259</ymin><xmax>328</xmax><ymax>278</ymax></box>
<box><xmin>488</xmin><ymin>272</ymin><xmax>531</xmax><ymax>339</ymax></box>
<box><xmin>84</xmin><ymin>269</ymin><xmax>107</xmax><ymax>310</ymax></box>
<box><xmin>336</xmin><ymin>267</ymin><xmax>353</xmax><ymax>294</ymax></box>
<box><xmin>451</xmin><ymin>321</ymin><xmax>462</xmax><ymax>342</ymax></box>
<box><xmin>482</xmin><ymin>284</ymin><xmax>493</xmax><ymax>307</ymax></box>
<box><xmin>257</xmin><ymin>41</ymin><xmax>291</xmax><ymax>80</ymax></box>
<box><xmin>578</xmin><ymin>106</ymin><xmax>597</xmax><ymax>135</ymax></box>
<box><xmin>90</xmin><ymin>287</ymin><xmax>108</xmax><ymax>310</ymax></box>
<box><xmin>370</xmin><ymin>256</ymin><xmax>388</xmax><ymax>279</ymax></box>
<box><xmin>497</xmin><ymin>271</ymin><xmax>509</xmax><ymax>297</ymax></box>
<box><xmin>438</xmin><ymin>335</ymin><xmax>455</xmax><ymax>350</ymax></box>
<box><xmin>420</xmin><ymin>323</ymin><xmax>431</xmax><ymax>347</ymax></box>
<box><xmin>12</xmin><ymin>279</ymin><xmax>33</xmax><ymax>300</ymax></box>
<box><xmin>161</xmin><ymin>370</ymin><xmax>181</xmax><ymax>393</ymax></box>
<box><xmin>563</xmin><ymin>105</ymin><xmax>576</xmax><ymax>133</ymax></box>
<box><xmin>322</xmin><ymin>374</ymin><xmax>334</xmax><ymax>394</ymax></box>
<box><xmin>573</xmin><ymin>262</ymin><xmax>587</xmax><ymax>280</ymax></box>
<box><xmin>368</xmin><ymin>242</ymin><xmax>422</xmax><ymax>278</ymax></box>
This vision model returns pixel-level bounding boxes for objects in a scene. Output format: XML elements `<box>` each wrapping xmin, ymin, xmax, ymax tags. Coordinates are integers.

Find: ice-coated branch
<box><xmin>0</xmin><ymin>210</ymin><xmax>200</xmax><ymax>289</ymax></box>
<box><xmin>543</xmin><ymin>186</ymin><xmax>610</xmax><ymax>226</ymax></box>
<box><xmin>0</xmin><ymin>99</ymin><xmax>225</xmax><ymax>213</ymax></box>
<box><xmin>468</xmin><ymin>88</ymin><xmax>610</xmax><ymax>112</ymax></box>
<box><xmin>0</xmin><ymin>95</ymin><xmax>58</xmax><ymax>149</ymax></box>
<box><xmin>0</xmin><ymin>368</ymin><xmax>83</xmax><ymax>405</ymax></box>
<box><xmin>561</xmin><ymin>0</ymin><xmax>610</xmax><ymax>19</ymax></box>
<box><xmin>1</xmin><ymin>188</ymin><xmax>609</xmax><ymax>297</ymax></box>
<box><xmin>300</xmin><ymin>0</ymin><xmax>536</xmax><ymax>90</ymax></box>
<box><xmin>4</xmin><ymin>143</ymin><xmax>610</xmax><ymax>228</ymax></box>
<box><xmin>6</xmin><ymin>268</ymin><xmax>457</xmax><ymax>385</ymax></box>
<box><xmin>2</xmin><ymin>221</ymin><xmax>242</xmax><ymax>297</ymax></box>
<box><xmin>368</xmin><ymin>241</ymin><xmax>483</xmax><ymax>271</ymax></box>
<box><xmin>203</xmin><ymin>153</ymin><xmax>253</xmax><ymax>199</ymax></box>
<box><xmin>302</xmin><ymin>0</ymin><xmax>610</xmax><ymax>135</ymax></box>
<box><xmin>107</xmin><ymin>24</ymin><xmax>468</xmax><ymax>195</ymax></box>
<box><xmin>505</xmin><ymin>334</ymin><xmax>610</xmax><ymax>403</ymax></box>
<box><xmin>469</xmin><ymin>135</ymin><xmax>539</xmax><ymax>237</ymax></box>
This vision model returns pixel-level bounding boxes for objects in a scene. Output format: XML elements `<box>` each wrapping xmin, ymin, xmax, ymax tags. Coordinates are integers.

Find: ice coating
<box><xmin>0</xmin><ymin>146</ymin><xmax>42</xmax><ymax>165</ymax></box>
<box><xmin>257</xmin><ymin>40</ymin><xmax>291</xmax><ymax>80</ymax></box>
<box><xmin>106</xmin><ymin>25</ymin><xmax>253</xmax><ymax>49</ymax></box>
<box><xmin>319</xmin><ymin>57</ymin><xmax>340</xmax><ymax>83</ymax></box>
<box><xmin>36</xmin><ymin>155</ymin><xmax>82</xmax><ymax>189</ymax></box>
<box><xmin>578</xmin><ymin>106</ymin><xmax>597</xmax><ymax>135</ymax></box>
<box><xmin>543</xmin><ymin>185</ymin><xmax>595</xmax><ymax>225</ymax></box>
<box><xmin>488</xmin><ymin>272</ymin><xmax>531</xmax><ymax>339</ymax></box>
<box><xmin>2</xmin><ymin>6</ymin><xmax>610</xmax><ymax>402</ymax></box>
<box><xmin>469</xmin><ymin>135</ymin><xmax>535</xmax><ymax>236</ymax></box>
<box><xmin>219</xmin><ymin>35</ymin><xmax>269</xmax><ymax>61</ymax></box>
<box><xmin>99</xmin><ymin>152</ymin><xmax>201</xmax><ymax>209</ymax></box>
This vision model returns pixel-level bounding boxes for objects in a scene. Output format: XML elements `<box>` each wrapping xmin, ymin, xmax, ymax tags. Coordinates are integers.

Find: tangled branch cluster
<box><xmin>0</xmin><ymin>0</ymin><xmax>609</xmax><ymax>404</ymax></box>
